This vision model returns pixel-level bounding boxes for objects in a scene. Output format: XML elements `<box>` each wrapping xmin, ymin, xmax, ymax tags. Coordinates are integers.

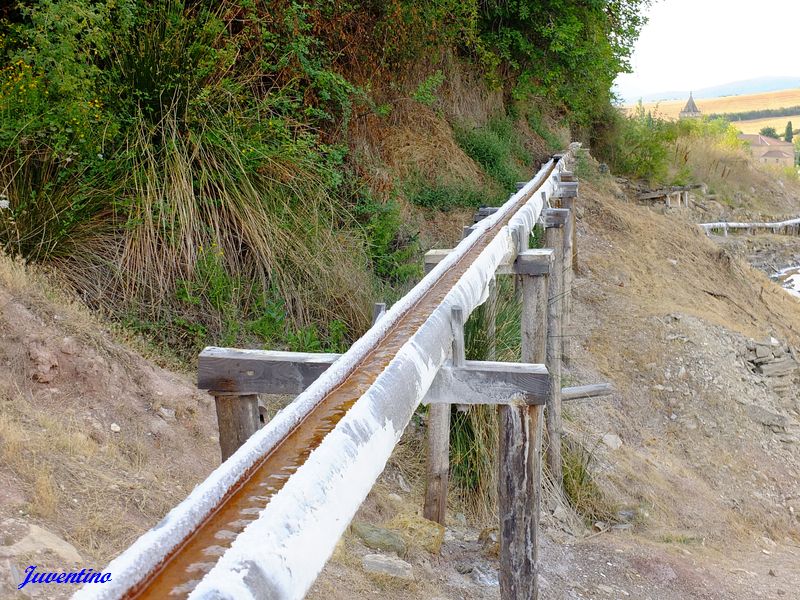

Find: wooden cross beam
<box><xmin>424</xmin><ymin>360</ymin><xmax>549</xmax><ymax>405</ymax></box>
<box><xmin>424</xmin><ymin>248</ymin><xmax>554</xmax><ymax>276</ymax></box>
<box><xmin>198</xmin><ymin>348</ymin><xmax>551</xmax><ymax>406</ymax></box>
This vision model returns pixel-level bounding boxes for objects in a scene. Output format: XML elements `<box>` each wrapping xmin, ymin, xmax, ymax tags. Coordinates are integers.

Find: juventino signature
<box><xmin>18</xmin><ymin>565</ymin><xmax>112</xmax><ymax>589</ymax></box>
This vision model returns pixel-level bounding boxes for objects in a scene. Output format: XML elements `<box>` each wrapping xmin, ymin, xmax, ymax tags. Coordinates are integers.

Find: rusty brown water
<box><xmin>124</xmin><ymin>163</ymin><xmax>555</xmax><ymax>599</ymax></box>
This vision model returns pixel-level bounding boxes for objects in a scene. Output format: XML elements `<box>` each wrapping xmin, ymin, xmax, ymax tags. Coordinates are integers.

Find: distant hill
<box><xmin>627</xmin><ymin>77</ymin><xmax>800</xmax><ymax>104</ymax></box>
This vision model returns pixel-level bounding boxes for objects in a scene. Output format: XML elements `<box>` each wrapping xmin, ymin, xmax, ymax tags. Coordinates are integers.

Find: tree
<box><xmin>759</xmin><ymin>126</ymin><xmax>779</xmax><ymax>138</ymax></box>
<box><xmin>785</xmin><ymin>121</ymin><xmax>794</xmax><ymax>142</ymax></box>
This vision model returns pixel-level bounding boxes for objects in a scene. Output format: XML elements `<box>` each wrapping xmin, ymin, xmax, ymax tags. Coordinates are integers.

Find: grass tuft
<box><xmin>561</xmin><ymin>436</ymin><xmax>617</xmax><ymax>524</ymax></box>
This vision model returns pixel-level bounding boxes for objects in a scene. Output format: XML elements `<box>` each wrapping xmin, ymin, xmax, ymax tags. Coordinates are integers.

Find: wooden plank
<box><xmin>424</xmin><ymin>306</ymin><xmax>463</xmax><ymax>525</ymax></box>
<box><xmin>561</xmin><ymin>198</ymin><xmax>575</xmax><ymax>366</ymax></box>
<box><xmin>511</xmin><ymin>249</ymin><xmax>554</xmax><ymax>276</ymax></box>
<box><xmin>214</xmin><ymin>394</ymin><xmax>260</xmax><ymax>461</ymax></box>
<box><xmin>559</xmin><ymin>171</ymin><xmax>576</xmax><ymax>182</ymax></box>
<box><xmin>424</xmin><ymin>361</ymin><xmax>549</xmax><ymax>406</ymax></box>
<box><xmin>543</xmin><ymin>208</ymin><xmax>569</xmax><ymax>228</ymax></box>
<box><xmin>198</xmin><ymin>347</ymin><xmax>340</xmax><ymax>395</ymax></box>
<box><xmin>562</xmin><ymin>383</ymin><xmax>613</xmax><ymax>401</ymax></box>
<box><xmin>499</xmin><ymin>262</ymin><xmax>549</xmax><ymax>600</ymax></box>
<box><xmin>424</xmin><ymin>248</ymin><xmax>553</xmax><ymax>276</ymax></box>
<box><xmin>372</xmin><ymin>302</ymin><xmax>386</xmax><ymax>325</ymax></box>
<box><xmin>544</xmin><ymin>222</ymin><xmax>564</xmax><ymax>489</ymax></box>
<box><xmin>423</xmin><ymin>403</ymin><xmax>450</xmax><ymax>525</ymax></box>
<box><xmin>487</xmin><ymin>278</ymin><xmax>497</xmax><ymax>361</ymax></box>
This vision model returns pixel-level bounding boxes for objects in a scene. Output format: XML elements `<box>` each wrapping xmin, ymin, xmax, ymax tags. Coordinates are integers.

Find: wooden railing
<box><xmin>75</xmin><ymin>143</ymin><xmax>611</xmax><ymax>600</ymax></box>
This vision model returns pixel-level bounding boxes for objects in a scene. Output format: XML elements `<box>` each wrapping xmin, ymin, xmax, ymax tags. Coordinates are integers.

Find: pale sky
<box><xmin>614</xmin><ymin>0</ymin><xmax>800</xmax><ymax>101</ymax></box>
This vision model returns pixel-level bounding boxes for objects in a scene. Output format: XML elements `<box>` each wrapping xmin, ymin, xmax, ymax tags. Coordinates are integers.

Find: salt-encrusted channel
<box><xmin>699</xmin><ymin>217</ymin><xmax>800</xmax><ymax>235</ymax></box>
<box><xmin>772</xmin><ymin>265</ymin><xmax>800</xmax><ymax>298</ymax></box>
<box><xmin>73</xmin><ymin>149</ymin><xmax>573</xmax><ymax>600</ymax></box>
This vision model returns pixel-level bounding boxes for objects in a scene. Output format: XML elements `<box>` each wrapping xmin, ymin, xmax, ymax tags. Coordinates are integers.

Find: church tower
<box><xmin>679</xmin><ymin>92</ymin><xmax>702</xmax><ymax>119</ymax></box>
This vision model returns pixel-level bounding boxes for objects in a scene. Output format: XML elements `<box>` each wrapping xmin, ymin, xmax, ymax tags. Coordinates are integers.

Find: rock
<box><xmin>755</xmin><ymin>345</ymin><xmax>771</xmax><ymax>359</ymax></box>
<box><xmin>28</xmin><ymin>343</ymin><xmax>58</xmax><ymax>383</ymax></box>
<box><xmin>158</xmin><ymin>407</ymin><xmax>177</xmax><ymax>421</ymax></box>
<box><xmin>470</xmin><ymin>565</ymin><xmax>499</xmax><ymax>587</ymax></box>
<box><xmin>59</xmin><ymin>336</ymin><xmax>80</xmax><ymax>355</ymax></box>
<box><xmin>110</xmin><ymin>422</ymin><xmax>121</xmax><ymax>433</ymax></box>
<box><xmin>597</xmin><ymin>583</ymin><xmax>615</xmax><ymax>594</ymax></box>
<box><xmin>455</xmin><ymin>562</ymin><xmax>473</xmax><ymax>574</ymax></box>
<box><xmin>0</xmin><ymin>522</ymin><xmax>82</xmax><ymax>564</ymax></box>
<box><xmin>745</xmin><ymin>405</ymin><xmax>788</xmax><ymax>430</ymax></box>
<box><xmin>552</xmin><ymin>505</ymin><xmax>571</xmax><ymax>524</ymax></box>
<box><xmin>602</xmin><ymin>433</ymin><xmax>623</xmax><ymax>450</ymax></box>
<box><xmin>386</xmin><ymin>513</ymin><xmax>445</xmax><ymax>554</ymax></box>
<box><xmin>351</xmin><ymin>521</ymin><xmax>406</xmax><ymax>556</ymax></box>
<box><xmin>362</xmin><ymin>553</ymin><xmax>413</xmax><ymax>580</ymax></box>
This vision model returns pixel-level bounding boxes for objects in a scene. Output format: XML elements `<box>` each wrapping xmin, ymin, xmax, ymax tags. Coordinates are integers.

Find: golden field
<box><xmin>627</xmin><ymin>88</ymin><xmax>800</xmax><ymax>120</ymax></box>
<box><xmin>731</xmin><ymin>114</ymin><xmax>800</xmax><ymax>135</ymax></box>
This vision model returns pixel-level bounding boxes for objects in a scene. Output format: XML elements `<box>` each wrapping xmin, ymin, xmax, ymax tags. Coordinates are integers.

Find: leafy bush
<box><xmin>608</xmin><ymin>103</ymin><xmax>676</xmax><ymax>184</ymax></box>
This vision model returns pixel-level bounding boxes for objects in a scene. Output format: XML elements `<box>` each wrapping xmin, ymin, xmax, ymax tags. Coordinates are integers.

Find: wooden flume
<box><xmin>75</xmin><ymin>145</ymin><xmax>613</xmax><ymax>600</ymax></box>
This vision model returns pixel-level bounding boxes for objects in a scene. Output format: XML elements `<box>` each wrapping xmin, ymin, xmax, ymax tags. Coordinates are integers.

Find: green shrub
<box><xmin>455</xmin><ymin>117</ymin><xmax>532</xmax><ymax>192</ymax></box>
<box><xmin>353</xmin><ymin>191</ymin><xmax>420</xmax><ymax>286</ymax></box>
<box><xmin>404</xmin><ymin>178</ymin><xmax>490</xmax><ymax>211</ymax></box>
<box><xmin>608</xmin><ymin>103</ymin><xmax>676</xmax><ymax>184</ymax></box>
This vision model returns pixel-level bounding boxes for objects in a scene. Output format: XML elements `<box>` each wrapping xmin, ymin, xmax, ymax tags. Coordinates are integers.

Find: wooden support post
<box><xmin>514</xmin><ymin>224</ymin><xmax>528</xmax><ymax>302</ymax></box>
<box><xmin>424</xmin><ymin>306</ymin><xmax>464</xmax><ymax>524</ymax></box>
<box><xmin>487</xmin><ymin>278</ymin><xmax>497</xmax><ymax>361</ymax></box>
<box><xmin>372</xmin><ymin>302</ymin><xmax>386</xmax><ymax>325</ymax></box>
<box><xmin>544</xmin><ymin>212</ymin><xmax>566</xmax><ymax>490</ymax></box>
<box><xmin>499</xmin><ymin>249</ymin><xmax>551</xmax><ymax>600</ymax></box>
<box><xmin>560</xmin><ymin>198</ymin><xmax>575</xmax><ymax>366</ymax></box>
<box><xmin>213</xmin><ymin>394</ymin><xmax>260</xmax><ymax>461</ymax></box>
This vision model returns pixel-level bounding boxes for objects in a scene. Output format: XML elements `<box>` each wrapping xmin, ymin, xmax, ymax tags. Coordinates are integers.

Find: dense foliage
<box><xmin>0</xmin><ymin>0</ymin><xmax>649</xmax><ymax>355</ymax></box>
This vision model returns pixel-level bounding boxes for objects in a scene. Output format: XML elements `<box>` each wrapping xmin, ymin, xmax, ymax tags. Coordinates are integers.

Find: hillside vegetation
<box><xmin>0</xmin><ymin>0</ymin><xmax>647</xmax><ymax>359</ymax></box>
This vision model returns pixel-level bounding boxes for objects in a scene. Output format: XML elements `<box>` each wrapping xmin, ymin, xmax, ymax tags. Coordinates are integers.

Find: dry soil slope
<box><xmin>0</xmin><ymin>257</ymin><xmax>219</xmax><ymax>598</ymax></box>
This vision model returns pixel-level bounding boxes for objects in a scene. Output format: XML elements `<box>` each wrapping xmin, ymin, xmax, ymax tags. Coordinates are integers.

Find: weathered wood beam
<box><xmin>562</xmin><ymin>383</ymin><xmax>613</xmax><ymax>401</ymax></box>
<box><xmin>424</xmin><ymin>306</ymin><xmax>463</xmax><ymax>525</ymax></box>
<box><xmin>424</xmin><ymin>248</ymin><xmax>554</xmax><ymax>276</ymax></box>
<box><xmin>499</xmin><ymin>251</ymin><xmax>549</xmax><ymax>600</ymax></box>
<box><xmin>372</xmin><ymin>302</ymin><xmax>386</xmax><ymax>325</ymax></box>
<box><xmin>200</xmin><ymin>351</ymin><xmax>559</xmax><ymax>406</ymax></box>
<box><xmin>560</xmin><ymin>199</ymin><xmax>575</xmax><ymax>366</ymax></box>
<box><xmin>423</xmin><ymin>360</ymin><xmax>549</xmax><ymax>406</ymax></box>
<box><xmin>544</xmin><ymin>214</ymin><xmax>565</xmax><ymax>490</ymax></box>
<box><xmin>543</xmin><ymin>208</ymin><xmax>569</xmax><ymax>228</ymax></box>
<box><xmin>214</xmin><ymin>394</ymin><xmax>259</xmax><ymax>461</ymax></box>
<box><xmin>198</xmin><ymin>347</ymin><xmax>341</xmax><ymax>395</ymax></box>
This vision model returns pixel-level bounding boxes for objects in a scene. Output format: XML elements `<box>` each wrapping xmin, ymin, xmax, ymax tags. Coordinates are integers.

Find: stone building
<box><xmin>738</xmin><ymin>134</ymin><xmax>796</xmax><ymax>168</ymax></box>
<box><xmin>678</xmin><ymin>92</ymin><xmax>702</xmax><ymax>119</ymax></box>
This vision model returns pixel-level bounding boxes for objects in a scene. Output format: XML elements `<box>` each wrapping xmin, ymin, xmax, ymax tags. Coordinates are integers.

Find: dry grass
<box><xmin>627</xmin><ymin>88</ymin><xmax>800</xmax><ymax>120</ymax></box>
